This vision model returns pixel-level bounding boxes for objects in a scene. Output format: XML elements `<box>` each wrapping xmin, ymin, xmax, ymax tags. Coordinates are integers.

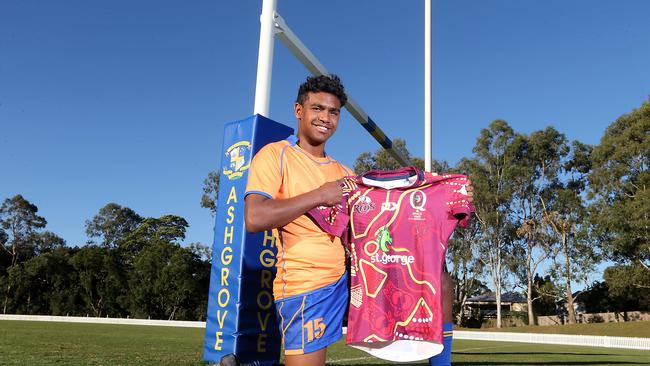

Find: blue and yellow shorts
<box><xmin>275</xmin><ymin>272</ymin><xmax>348</xmax><ymax>355</ymax></box>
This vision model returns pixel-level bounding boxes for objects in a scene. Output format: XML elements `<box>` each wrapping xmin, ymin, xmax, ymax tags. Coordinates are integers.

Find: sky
<box><xmin>1</xmin><ymin>1</ymin><xmax>649</xmax><ymax>286</ymax></box>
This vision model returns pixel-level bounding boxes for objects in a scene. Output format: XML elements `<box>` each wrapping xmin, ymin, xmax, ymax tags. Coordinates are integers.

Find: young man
<box><xmin>245</xmin><ymin>74</ymin><xmax>472</xmax><ymax>365</ymax></box>
<box><xmin>244</xmin><ymin>74</ymin><xmax>352</xmax><ymax>366</ymax></box>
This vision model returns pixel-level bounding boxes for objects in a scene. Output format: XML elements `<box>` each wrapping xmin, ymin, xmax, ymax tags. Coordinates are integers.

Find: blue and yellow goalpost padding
<box><xmin>203</xmin><ymin>115</ymin><xmax>293</xmax><ymax>365</ymax></box>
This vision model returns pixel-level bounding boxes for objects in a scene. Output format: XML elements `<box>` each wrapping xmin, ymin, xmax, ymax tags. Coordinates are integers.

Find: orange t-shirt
<box><xmin>245</xmin><ymin>137</ymin><xmax>353</xmax><ymax>300</ymax></box>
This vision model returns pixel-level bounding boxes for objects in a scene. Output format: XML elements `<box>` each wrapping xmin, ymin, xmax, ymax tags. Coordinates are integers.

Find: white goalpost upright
<box><xmin>252</xmin><ymin>0</ymin><xmax>413</xmax><ymax>167</ymax></box>
<box><xmin>253</xmin><ymin>0</ymin><xmax>277</xmax><ymax>118</ymax></box>
<box><xmin>424</xmin><ymin>0</ymin><xmax>433</xmax><ymax>173</ymax></box>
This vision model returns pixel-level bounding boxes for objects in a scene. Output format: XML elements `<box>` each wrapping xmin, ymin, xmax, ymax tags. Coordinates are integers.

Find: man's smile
<box><xmin>312</xmin><ymin>123</ymin><xmax>330</xmax><ymax>132</ymax></box>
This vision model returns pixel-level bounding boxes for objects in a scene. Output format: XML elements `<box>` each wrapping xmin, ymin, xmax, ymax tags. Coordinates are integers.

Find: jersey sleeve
<box><xmin>245</xmin><ymin>144</ymin><xmax>282</xmax><ymax>199</ymax></box>
<box><xmin>307</xmin><ymin>204</ymin><xmax>350</xmax><ymax>237</ymax></box>
<box><xmin>444</xmin><ymin>175</ymin><xmax>475</xmax><ymax>228</ymax></box>
<box><xmin>306</xmin><ymin>176</ymin><xmax>356</xmax><ymax>238</ymax></box>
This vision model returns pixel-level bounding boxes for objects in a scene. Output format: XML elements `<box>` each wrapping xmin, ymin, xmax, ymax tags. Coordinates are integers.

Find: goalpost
<box><xmin>252</xmin><ymin>0</ymin><xmax>435</xmax><ymax>170</ymax></box>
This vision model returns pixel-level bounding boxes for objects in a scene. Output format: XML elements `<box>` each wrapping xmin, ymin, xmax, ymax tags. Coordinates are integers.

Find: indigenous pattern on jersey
<box><xmin>307</xmin><ymin>167</ymin><xmax>473</xmax><ymax>361</ymax></box>
<box><xmin>245</xmin><ymin>136</ymin><xmax>353</xmax><ymax>300</ymax></box>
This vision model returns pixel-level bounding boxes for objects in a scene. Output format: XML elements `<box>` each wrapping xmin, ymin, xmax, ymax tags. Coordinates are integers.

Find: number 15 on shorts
<box><xmin>304</xmin><ymin>317</ymin><xmax>326</xmax><ymax>342</ymax></box>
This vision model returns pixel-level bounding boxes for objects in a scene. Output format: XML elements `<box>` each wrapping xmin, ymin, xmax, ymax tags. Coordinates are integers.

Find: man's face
<box><xmin>294</xmin><ymin>91</ymin><xmax>341</xmax><ymax>146</ymax></box>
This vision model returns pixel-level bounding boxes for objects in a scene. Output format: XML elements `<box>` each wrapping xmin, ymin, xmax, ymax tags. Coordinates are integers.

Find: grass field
<box><xmin>2</xmin><ymin>320</ymin><xmax>650</xmax><ymax>365</ymax></box>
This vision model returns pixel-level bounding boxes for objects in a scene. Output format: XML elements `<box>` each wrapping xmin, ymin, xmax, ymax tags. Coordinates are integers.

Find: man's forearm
<box><xmin>244</xmin><ymin>190</ymin><xmax>324</xmax><ymax>233</ymax></box>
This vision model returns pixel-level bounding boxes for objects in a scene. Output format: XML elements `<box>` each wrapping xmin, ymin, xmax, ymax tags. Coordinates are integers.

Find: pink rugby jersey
<box><xmin>307</xmin><ymin>166</ymin><xmax>473</xmax><ymax>362</ymax></box>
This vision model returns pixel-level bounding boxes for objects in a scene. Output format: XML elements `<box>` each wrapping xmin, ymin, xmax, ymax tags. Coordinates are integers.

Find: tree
<box><xmin>0</xmin><ymin>195</ymin><xmax>47</xmax><ymax>267</ymax></box>
<box><xmin>510</xmin><ymin>128</ymin><xmax>568</xmax><ymax>325</ymax></box>
<box><xmin>118</xmin><ymin>214</ymin><xmax>188</xmax><ymax>265</ymax></box>
<box><xmin>0</xmin><ymin>229</ymin><xmax>7</xmax><ymax>248</ymax></box>
<box><xmin>458</xmin><ymin>120</ymin><xmax>520</xmax><ymax>328</ymax></box>
<box><xmin>0</xmin><ymin>195</ymin><xmax>48</xmax><ymax>313</ymax></box>
<box><xmin>32</xmin><ymin>231</ymin><xmax>66</xmax><ymax>255</ymax></box>
<box><xmin>200</xmin><ymin>171</ymin><xmax>220</xmax><ymax>216</ymax></box>
<box><xmin>187</xmin><ymin>242</ymin><xmax>212</xmax><ymax>263</ymax></box>
<box><xmin>447</xmin><ymin>219</ymin><xmax>485</xmax><ymax>325</ymax></box>
<box><xmin>71</xmin><ymin>246</ymin><xmax>129</xmax><ymax>317</ymax></box>
<box><xmin>542</xmin><ymin>141</ymin><xmax>598</xmax><ymax>324</ymax></box>
<box><xmin>531</xmin><ymin>274</ymin><xmax>559</xmax><ymax>316</ymax></box>
<box><xmin>5</xmin><ymin>248</ymin><xmax>80</xmax><ymax>315</ymax></box>
<box><xmin>0</xmin><ymin>229</ymin><xmax>8</xmax><ymax>272</ymax></box>
<box><xmin>589</xmin><ymin>98</ymin><xmax>649</xmax><ymax>286</ymax></box>
<box><xmin>85</xmin><ymin>203</ymin><xmax>142</xmax><ymax>248</ymax></box>
<box><xmin>129</xmin><ymin>240</ymin><xmax>209</xmax><ymax>320</ymax></box>
<box><xmin>604</xmin><ymin>265</ymin><xmax>650</xmax><ymax>311</ymax></box>
<box><xmin>118</xmin><ymin>214</ymin><xmax>195</xmax><ymax>319</ymax></box>
<box><xmin>123</xmin><ymin>215</ymin><xmax>187</xmax><ymax>245</ymax></box>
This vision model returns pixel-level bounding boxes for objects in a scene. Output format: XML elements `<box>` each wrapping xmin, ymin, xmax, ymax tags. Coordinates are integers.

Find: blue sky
<box><xmin>1</xmin><ymin>1</ymin><xmax>649</xmax><ymax>285</ymax></box>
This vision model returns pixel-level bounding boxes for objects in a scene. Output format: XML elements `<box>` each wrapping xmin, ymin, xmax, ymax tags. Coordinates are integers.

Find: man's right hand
<box><xmin>318</xmin><ymin>180</ymin><xmax>343</xmax><ymax>206</ymax></box>
<box><xmin>245</xmin><ymin>179</ymin><xmax>344</xmax><ymax>233</ymax></box>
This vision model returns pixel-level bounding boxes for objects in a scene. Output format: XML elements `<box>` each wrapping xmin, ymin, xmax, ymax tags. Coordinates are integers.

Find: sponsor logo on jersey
<box><xmin>381</xmin><ymin>202</ymin><xmax>398</xmax><ymax>211</ymax></box>
<box><xmin>222</xmin><ymin>141</ymin><xmax>251</xmax><ymax>180</ymax></box>
<box><xmin>370</xmin><ymin>252</ymin><xmax>415</xmax><ymax>266</ymax></box>
<box><xmin>354</xmin><ymin>195</ymin><xmax>375</xmax><ymax>214</ymax></box>
<box><xmin>376</xmin><ymin>226</ymin><xmax>393</xmax><ymax>252</ymax></box>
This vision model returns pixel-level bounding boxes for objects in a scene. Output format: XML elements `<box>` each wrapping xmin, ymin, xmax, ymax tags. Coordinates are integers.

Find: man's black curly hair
<box><xmin>296</xmin><ymin>74</ymin><xmax>348</xmax><ymax>107</ymax></box>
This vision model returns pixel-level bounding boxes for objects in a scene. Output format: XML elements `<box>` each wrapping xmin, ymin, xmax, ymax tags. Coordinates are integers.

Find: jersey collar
<box><xmin>357</xmin><ymin>166</ymin><xmax>425</xmax><ymax>189</ymax></box>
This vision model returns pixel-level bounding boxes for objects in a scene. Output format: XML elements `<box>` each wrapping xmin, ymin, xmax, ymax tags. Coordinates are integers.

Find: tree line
<box><xmin>0</xmin><ymin>200</ymin><xmax>211</xmax><ymax>320</ymax></box>
<box><xmin>2</xmin><ymin>97</ymin><xmax>648</xmax><ymax>325</ymax></box>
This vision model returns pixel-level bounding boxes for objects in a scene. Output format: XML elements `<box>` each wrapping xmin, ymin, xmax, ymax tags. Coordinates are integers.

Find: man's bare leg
<box><xmin>285</xmin><ymin>348</ymin><xmax>327</xmax><ymax>366</ymax></box>
<box><xmin>430</xmin><ymin>272</ymin><xmax>454</xmax><ymax>366</ymax></box>
<box><xmin>442</xmin><ymin>271</ymin><xmax>453</xmax><ymax>323</ymax></box>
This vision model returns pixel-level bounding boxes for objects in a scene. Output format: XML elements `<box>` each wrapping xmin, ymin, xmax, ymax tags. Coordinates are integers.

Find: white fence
<box><xmin>455</xmin><ymin>330</ymin><xmax>650</xmax><ymax>351</ymax></box>
<box><xmin>3</xmin><ymin>315</ymin><xmax>649</xmax><ymax>351</ymax></box>
<box><xmin>0</xmin><ymin>314</ymin><xmax>204</xmax><ymax>328</ymax></box>
<box><xmin>538</xmin><ymin>311</ymin><xmax>650</xmax><ymax>326</ymax></box>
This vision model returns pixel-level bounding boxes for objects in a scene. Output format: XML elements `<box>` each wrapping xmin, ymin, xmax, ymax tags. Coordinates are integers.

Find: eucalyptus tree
<box><xmin>447</xmin><ymin>218</ymin><xmax>485</xmax><ymax>325</ymax></box>
<box><xmin>71</xmin><ymin>245</ymin><xmax>128</xmax><ymax>317</ymax></box>
<box><xmin>0</xmin><ymin>195</ymin><xmax>48</xmax><ymax>314</ymax></box>
<box><xmin>201</xmin><ymin>171</ymin><xmax>220</xmax><ymax>216</ymax></box>
<box><xmin>5</xmin><ymin>248</ymin><xmax>79</xmax><ymax>315</ymax></box>
<box><xmin>124</xmin><ymin>214</ymin><xmax>208</xmax><ymax>320</ymax></box>
<box><xmin>0</xmin><ymin>195</ymin><xmax>47</xmax><ymax>267</ymax></box>
<box><xmin>85</xmin><ymin>203</ymin><xmax>142</xmax><ymax>249</ymax></box>
<box><xmin>459</xmin><ymin>120</ymin><xmax>521</xmax><ymax>328</ymax></box>
<box><xmin>541</xmin><ymin>140</ymin><xmax>597</xmax><ymax>324</ymax></box>
<box><xmin>589</xmin><ymin>98</ymin><xmax>649</xmax><ymax>294</ymax></box>
<box><xmin>510</xmin><ymin>127</ymin><xmax>568</xmax><ymax>325</ymax></box>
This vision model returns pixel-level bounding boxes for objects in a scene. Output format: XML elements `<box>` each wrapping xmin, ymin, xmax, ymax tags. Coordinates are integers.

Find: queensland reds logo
<box><xmin>409</xmin><ymin>190</ymin><xmax>426</xmax><ymax>211</ymax></box>
<box><xmin>354</xmin><ymin>195</ymin><xmax>375</xmax><ymax>214</ymax></box>
<box><xmin>408</xmin><ymin>190</ymin><xmax>427</xmax><ymax>221</ymax></box>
